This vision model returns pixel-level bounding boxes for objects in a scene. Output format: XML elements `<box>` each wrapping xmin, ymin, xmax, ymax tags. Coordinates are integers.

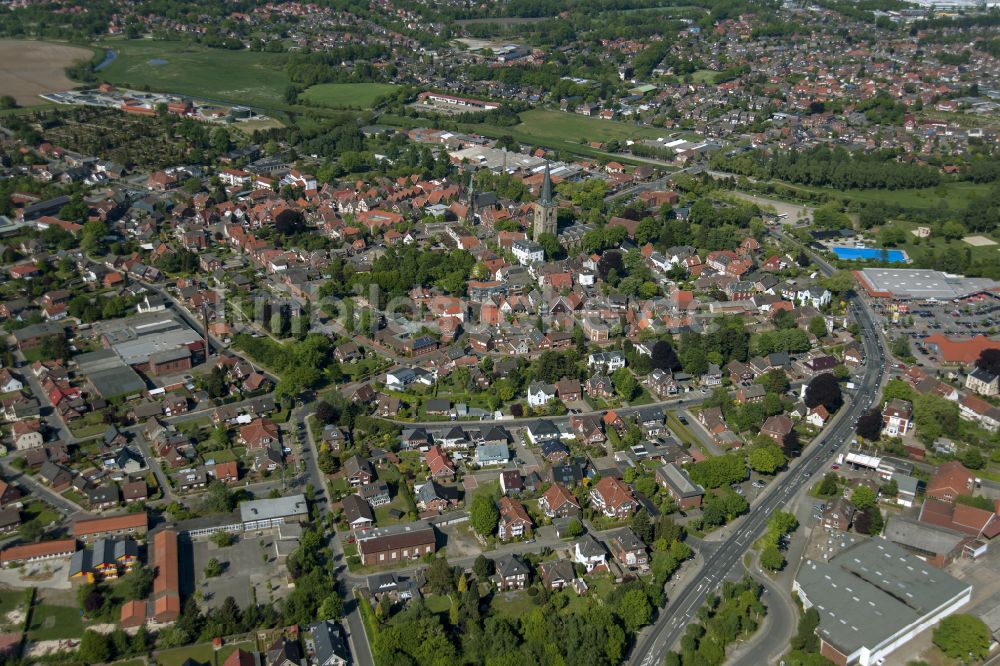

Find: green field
<box><xmin>751</xmin><ymin>178</ymin><xmax>992</xmax><ymax>211</ymax></box>
<box><xmin>691</xmin><ymin>69</ymin><xmax>717</xmax><ymax>84</ymax></box>
<box><xmin>445</xmin><ymin>108</ymin><xmax>685</xmax><ymax>162</ymax></box>
<box><xmin>301</xmin><ymin>83</ymin><xmax>399</xmax><ymax>109</ymax></box>
<box><xmin>93</xmin><ymin>40</ymin><xmax>290</xmax><ymax>109</ymax></box>
<box><xmin>819</xmin><ymin>181</ymin><xmax>990</xmax><ymax>210</ymax></box>
<box><xmin>27</xmin><ymin>603</ymin><xmax>86</xmax><ymax>640</ymax></box>
<box><xmin>508</xmin><ymin>108</ymin><xmax>676</xmax><ymax>145</ymax></box>
<box><xmin>878</xmin><ymin>219</ymin><xmax>999</xmax><ymax>265</ymax></box>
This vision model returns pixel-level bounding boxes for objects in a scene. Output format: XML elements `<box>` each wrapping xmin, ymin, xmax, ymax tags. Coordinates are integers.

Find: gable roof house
<box><xmin>539</xmin><ymin>483</ymin><xmax>580</xmax><ymax>518</ymax></box>
<box><xmin>497</xmin><ymin>497</ymin><xmax>532</xmax><ymax>541</ymax></box>
<box><xmin>926</xmin><ymin>461</ymin><xmax>975</xmax><ymax>503</ymax></box>
<box><xmin>589</xmin><ymin>476</ymin><xmax>637</xmax><ymax>519</ymax></box>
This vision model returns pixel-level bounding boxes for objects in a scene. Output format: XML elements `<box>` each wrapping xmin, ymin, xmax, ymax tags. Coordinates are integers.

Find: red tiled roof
<box><xmin>924</xmin><ymin>334</ymin><xmax>1000</xmax><ymax>364</ymax></box>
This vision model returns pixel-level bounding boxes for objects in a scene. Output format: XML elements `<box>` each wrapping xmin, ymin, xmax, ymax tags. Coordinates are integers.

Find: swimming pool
<box><xmin>831</xmin><ymin>247</ymin><xmax>908</xmax><ymax>263</ymax></box>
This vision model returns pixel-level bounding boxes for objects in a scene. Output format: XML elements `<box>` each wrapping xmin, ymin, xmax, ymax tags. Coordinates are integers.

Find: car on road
<box><xmin>678</xmin><ymin>415</ymin><xmax>688</xmax><ymax>425</ymax></box>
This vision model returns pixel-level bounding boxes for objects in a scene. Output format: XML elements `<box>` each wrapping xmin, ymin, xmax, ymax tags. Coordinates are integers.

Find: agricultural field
<box><xmin>300</xmin><ymin>83</ymin><xmax>399</xmax><ymax>109</ymax></box>
<box><xmin>91</xmin><ymin>40</ymin><xmax>290</xmax><ymax>109</ymax></box>
<box><xmin>0</xmin><ymin>40</ymin><xmax>94</xmax><ymax>106</ymax></box>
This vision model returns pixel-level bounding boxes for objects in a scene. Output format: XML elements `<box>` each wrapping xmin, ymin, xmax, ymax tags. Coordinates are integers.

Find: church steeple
<box><xmin>539</xmin><ymin>162</ymin><xmax>552</xmax><ymax>205</ymax></box>
<box><xmin>532</xmin><ymin>162</ymin><xmax>557</xmax><ymax>241</ymax></box>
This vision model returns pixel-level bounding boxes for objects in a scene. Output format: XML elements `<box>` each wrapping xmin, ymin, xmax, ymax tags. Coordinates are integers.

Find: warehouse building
<box><xmin>794</xmin><ymin>539</ymin><xmax>971</xmax><ymax>666</ymax></box>
<box><xmin>91</xmin><ymin>311</ymin><xmax>205</xmax><ymax>375</ymax></box>
<box><xmin>854</xmin><ymin>268</ymin><xmax>999</xmax><ymax>301</ymax></box>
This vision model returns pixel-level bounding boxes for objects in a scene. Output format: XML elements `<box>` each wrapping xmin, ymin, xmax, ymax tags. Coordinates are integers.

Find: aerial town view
<box><xmin>0</xmin><ymin>0</ymin><xmax>999</xmax><ymax>665</ymax></box>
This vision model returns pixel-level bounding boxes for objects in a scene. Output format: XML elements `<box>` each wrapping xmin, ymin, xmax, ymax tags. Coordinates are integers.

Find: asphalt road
<box><xmin>628</xmin><ymin>236</ymin><xmax>889</xmax><ymax>665</ymax></box>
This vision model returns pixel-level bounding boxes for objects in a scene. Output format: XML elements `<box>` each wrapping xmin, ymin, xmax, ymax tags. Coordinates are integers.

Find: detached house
<box><xmin>606</xmin><ymin>528</ymin><xmax>648</xmax><ymax>571</ymax></box>
<box><xmin>494</xmin><ymin>554</ymin><xmax>530</xmax><ymax>590</ymax></box>
<box><xmin>344</xmin><ymin>455</ymin><xmax>374</xmax><ymax>486</ymax></box>
<box><xmin>539</xmin><ymin>483</ymin><xmax>580</xmax><ymax>518</ymax></box>
<box><xmin>239</xmin><ymin>418</ymin><xmax>280</xmax><ymax>449</ymax></box>
<box><xmin>497</xmin><ymin>497</ymin><xmax>532</xmax><ymax>541</ymax></box>
<box><xmin>882</xmin><ymin>399</ymin><xmax>913</xmax><ymax>437</ymax></box>
<box><xmin>590</xmin><ymin>476</ymin><xmax>637</xmax><ymax>519</ymax></box>
<box><xmin>527</xmin><ymin>381</ymin><xmax>556</xmax><ymax>408</ymax></box>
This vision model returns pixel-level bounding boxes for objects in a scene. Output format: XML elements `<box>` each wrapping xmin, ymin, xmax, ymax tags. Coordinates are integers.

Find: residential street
<box><xmin>627</xmin><ymin>230</ymin><xmax>890</xmax><ymax>665</ymax></box>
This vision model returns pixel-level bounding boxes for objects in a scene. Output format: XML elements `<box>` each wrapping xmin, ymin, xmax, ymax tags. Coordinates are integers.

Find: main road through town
<box><xmin>628</xmin><ymin>231</ymin><xmax>889</xmax><ymax>665</ymax></box>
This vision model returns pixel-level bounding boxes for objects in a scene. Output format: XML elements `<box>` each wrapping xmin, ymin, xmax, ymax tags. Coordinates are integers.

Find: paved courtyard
<box><xmin>185</xmin><ymin>532</ymin><xmax>292</xmax><ymax>610</ymax></box>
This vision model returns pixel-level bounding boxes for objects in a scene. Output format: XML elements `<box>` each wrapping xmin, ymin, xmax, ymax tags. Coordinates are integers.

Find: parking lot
<box><xmin>869</xmin><ymin>296</ymin><xmax>1000</xmax><ymax>366</ymax></box>
<box><xmin>185</xmin><ymin>532</ymin><xmax>292</xmax><ymax>610</ymax></box>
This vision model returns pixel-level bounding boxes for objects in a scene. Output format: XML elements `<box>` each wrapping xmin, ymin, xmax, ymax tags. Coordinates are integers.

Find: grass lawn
<box><xmin>0</xmin><ymin>589</ymin><xmax>28</xmax><ymax>630</ymax></box>
<box><xmin>630</xmin><ymin>388</ymin><xmax>654</xmax><ymax>406</ymax></box>
<box><xmin>491</xmin><ymin>590</ymin><xmax>537</xmax><ymax>618</ymax></box>
<box><xmin>206</xmin><ymin>448</ymin><xmax>239</xmax><ymax>463</ymax></box>
<box><xmin>691</xmin><ymin>69</ymin><xmax>717</xmax><ymax>84</ymax></box>
<box><xmin>451</xmin><ymin>108</ymin><xmax>682</xmax><ymax>161</ymax></box>
<box><xmin>424</xmin><ymin>595</ymin><xmax>451</xmax><ymax>614</ymax></box>
<box><xmin>155</xmin><ymin>640</ymin><xmax>256</xmax><ymax>666</ymax></box>
<box><xmin>870</xmin><ymin>219</ymin><xmax>1000</xmax><ymax>266</ymax></box>
<box><xmin>68</xmin><ymin>411</ymin><xmax>108</xmax><ymax>439</ymax></box>
<box><xmin>301</xmin><ymin>83</ymin><xmax>399</xmax><ymax>109</ymax></box>
<box><xmin>61</xmin><ymin>489</ymin><xmax>87</xmax><ymax>507</ymax></box>
<box><xmin>20</xmin><ymin>499</ymin><xmax>60</xmax><ymax>531</ymax></box>
<box><xmin>766</xmin><ymin>179</ymin><xmax>992</xmax><ymax>211</ymax></box>
<box><xmin>93</xmin><ymin>40</ymin><xmax>291</xmax><ymax>111</ymax></box>
<box><xmin>27</xmin><ymin>603</ymin><xmax>87</xmax><ymax>640</ymax></box>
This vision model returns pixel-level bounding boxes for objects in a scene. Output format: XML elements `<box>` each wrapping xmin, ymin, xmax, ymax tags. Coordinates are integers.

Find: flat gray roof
<box><xmin>92</xmin><ymin>311</ymin><xmax>202</xmax><ymax>365</ymax></box>
<box><xmin>884</xmin><ymin>514</ymin><xmax>967</xmax><ymax>556</ymax></box>
<box><xmin>796</xmin><ymin>539</ymin><xmax>970</xmax><ymax>657</ymax></box>
<box><xmin>239</xmin><ymin>494</ymin><xmax>308</xmax><ymax>523</ymax></box>
<box><xmin>858</xmin><ymin>268</ymin><xmax>998</xmax><ymax>300</ymax></box>
<box><xmin>88</xmin><ymin>364</ymin><xmax>147</xmax><ymax>399</ymax></box>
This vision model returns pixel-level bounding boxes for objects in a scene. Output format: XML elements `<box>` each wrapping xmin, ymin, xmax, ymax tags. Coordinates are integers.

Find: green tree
<box><xmin>760</xmin><ymin>544</ymin><xmax>784</xmax><ymax>571</ymax></box>
<box><xmin>563</xmin><ymin>518</ymin><xmax>583</xmax><ymax>538</ymax></box>
<box><xmin>211</xmin><ymin>531</ymin><xmax>235</xmax><ymax>548</ymax></box>
<box><xmin>613</xmin><ymin>368</ymin><xmax>639</xmax><ymax>400</ymax></box>
<box><xmin>616</xmin><ymin>588</ymin><xmax>652</xmax><ymax>633</ymax></box>
<box><xmin>851</xmin><ymin>486</ymin><xmax>877</xmax><ymax>511</ymax></box>
<box><xmin>78</xmin><ymin>630</ymin><xmax>112</xmax><ymax>662</ymax></box>
<box><xmin>790</xmin><ymin>607</ymin><xmax>821</xmax><ymax>652</ymax></box>
<box><xmin>469</xmin><ymin>494</ymin><xmax>499</xmax><ymax>538</ymax></box>
<box><xmin>120</xmin><ymin>566</ymin><xmax>154</xmax><ymax>600</ymax></box>
<box><xmin>204</xmin><ymin>557</ymin><xmax>223</xmax><ymax>578</ymax></box>
<box><xmin>932</xmin><ymin>614</ymin><xmax>990</xmax><ymax>662</ymax></box>
<box><xmin>473</xmin><ymin>554</ymin><xmax>493</xmax><ymax>580</ymax></box>
<box><xmin>426</xmin><ymin>556</ymin><xmax>455</xmax><ymax>596</ymax></box>
<box><xmin>818</xmin><ymin>473</ymin><xmax>839</xmax><ymax>497</ymax></box>
<box><xmin>81</xmin><ymin>219</ymin><xmax>108</xmax><ymax>255</ymax></box>
<box><xmin>808</xmin><ymin>316</ymin><xmax>827</xmax><ymax>338</ymax></box>
<box><xmin>748</xmin><ymin>444</ymin><xmax>787</xmax><ymax>474</ymax></box>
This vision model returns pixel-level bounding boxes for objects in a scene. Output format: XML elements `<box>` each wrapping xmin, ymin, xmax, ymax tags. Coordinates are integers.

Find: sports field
<box><xmin>0</xmin><ymin>40</ymin><xmax>94</xmax><ymax>106</ymax></box>
<box><xmin>300</xmin><ymin>82</ymin><xmax>399</xmax><ymax>109</ymax></box>
<box><xmin>92</xmin><ymin>40</ymin><xmax>290</xmax><ymax>108</ymax></box>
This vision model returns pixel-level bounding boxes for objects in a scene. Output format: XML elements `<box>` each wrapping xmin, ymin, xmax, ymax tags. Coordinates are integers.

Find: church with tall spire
<box><xmin>532</xmin><ymin>163</ymin><xmax>557</xmax><ymax>241</ymax></box>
